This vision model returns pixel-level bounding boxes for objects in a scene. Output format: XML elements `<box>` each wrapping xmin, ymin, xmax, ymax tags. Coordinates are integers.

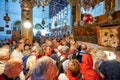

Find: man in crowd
<box><xmin>0</xmin><ymin>58</ymin><xmax>23</xmax><ymax>80</ymax></box>
<box><xmin>30</xmin><ymin>56</ymin><xmax>58</xmax><ymax>80</ymax></box>
<box><xmin>99</xmin><ymin>46</ymin><xmax>120</xmax><ymax>80</ymax></box>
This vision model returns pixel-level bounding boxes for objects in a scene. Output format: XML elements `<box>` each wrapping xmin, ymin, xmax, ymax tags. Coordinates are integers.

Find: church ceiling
<box><xmin>49</xmin><ymin>0</ymin><xmax>68</xmax><ymax>18</ymax></box>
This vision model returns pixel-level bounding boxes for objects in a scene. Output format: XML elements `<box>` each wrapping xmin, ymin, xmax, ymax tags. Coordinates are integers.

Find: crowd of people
<box><xmin>0</xmin><ymin>35</ymin><xmax>120</xmax><ymax>80</ymax></box>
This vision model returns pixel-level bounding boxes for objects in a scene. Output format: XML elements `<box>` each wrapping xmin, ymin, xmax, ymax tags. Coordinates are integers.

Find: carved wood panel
<box><xmin>73</xmin><ymin>26</ymin><xmax>97</xmax><ymax>43</ymax></box>
<box><xmin>97</xmin><ymin>26</ymin><xmax>120</xmax><ymax>47</ymax></box>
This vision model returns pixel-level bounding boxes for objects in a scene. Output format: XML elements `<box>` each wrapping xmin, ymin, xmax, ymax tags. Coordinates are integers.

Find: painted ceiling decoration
<box><xmin>49</xmin><ymin>0</ymin><xmax>104</xmax><ymax>18</ymax></box>
<box><xmin>49</xmin><ymin>0</ymin><xmax>68</xmax><ymax>18</ymax></box>
<box><xmin>67</xmin><ymin>0</ymin><xmax>104</xmax><ymax>9</ymax></box>
<box><xmin>12</xmin><ymin>0</ymin><xmax>50</xmax><ymax>10</ymax></box>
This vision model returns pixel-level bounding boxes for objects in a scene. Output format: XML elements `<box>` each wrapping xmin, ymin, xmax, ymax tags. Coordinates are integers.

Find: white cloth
<box><xmin>10</xmin><ymin>50</ymin><xmax>24</xmax><ymax>59</ymax></box>
<box><xmin>62</xmin><ymin>60</ymin><xmax>70</xmax><ymax>72</ymax></box>
<box><xmin>58</xmin><ymin>73</ymin><xmax>69</xmax><ymax>80</ymax></box>
<box><xmin>26</xmin><ymin>55</ymin><xmax>36</xmax><ymax>70</ymax></box>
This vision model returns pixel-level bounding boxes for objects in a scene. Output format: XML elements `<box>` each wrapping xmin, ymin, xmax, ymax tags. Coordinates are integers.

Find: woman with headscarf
<box><xmin>80</xmin><ymin>54</ymin><xmax>100</xmax><ymax>80</ymax></box>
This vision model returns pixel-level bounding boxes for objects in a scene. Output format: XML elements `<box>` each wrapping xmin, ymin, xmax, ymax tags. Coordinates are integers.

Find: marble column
<box><xmin>21</xmin><ymin>1</ymin><xmax>33</xmax><ymax>44</ymax></box>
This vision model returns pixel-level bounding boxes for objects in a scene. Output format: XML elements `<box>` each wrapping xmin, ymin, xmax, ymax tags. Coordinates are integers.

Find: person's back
<box><xmin>99</xmin><ymin>46</ymin><xmax>120</xmax><ymax>80</ymax></box>
<box><xmin>30</xmin><ymin>56</ymin><xmax>58</xmax><ymax>80</ymax></box>
<box><xmin>99</xmin><ymin>60</ymin><xmax>120</xmax><ymax>80</ymax></box>
<box><xmin>0</xmin><ymin>58</ymin><xmax>23</xmax><ymax>80</ymax></box>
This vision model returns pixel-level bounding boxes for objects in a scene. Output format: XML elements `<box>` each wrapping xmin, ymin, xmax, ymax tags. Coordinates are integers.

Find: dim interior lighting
<box><xmin>24</xmin><ymin>20</ymin><xmax>31</xmax><ymax>28</ymax></box>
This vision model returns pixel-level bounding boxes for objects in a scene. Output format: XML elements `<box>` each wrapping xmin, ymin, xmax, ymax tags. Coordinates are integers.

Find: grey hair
<box><xmin>61</xmin><ymin>46</ymin><xmax>69</xmax><ymax>54</ymax></box>
<box><xmin>31</xmin><ymin>56</ymin><xmax>58</xmax><ymax>80</ymax></box>
<box><xmin>96</xmin><ymin>50</ymin><xmax>107</xmax><ymax>60</ymax></box>
<box><xmin>0</xmin><ymin>48</ymin><xmax>10</xmax><ymax>59</ymax></box>
<box><xmin>31</xmin><ymin>46</ymin><xmax>41</xmax><ymax>53</ymax></box>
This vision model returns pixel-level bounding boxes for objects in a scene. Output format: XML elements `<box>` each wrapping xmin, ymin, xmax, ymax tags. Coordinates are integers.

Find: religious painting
<box><xmin>0</xmin><ymin>27</ymin><xmax>4</xmax><ymax>31</ymax></box>
<box><xmin>6</xmin><ymin>30</ymin><xmax>11</xmax><ymax>34</ymax></box>
<box><xmin>97</xmin><ymin>26</ymin><xmax>120</xmax><ymax>47</ymax></box>
<box><xmin>12</xmin><ymin>30</ymin><xmax>21</xmax><ymax>41</ymax></box>
<box><xmin>73</xmin><ymin>27</ymin><xmax>97</xmax><ymax>43</ymax></box>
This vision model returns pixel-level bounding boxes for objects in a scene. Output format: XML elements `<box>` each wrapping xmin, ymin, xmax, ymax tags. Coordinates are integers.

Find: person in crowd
<box><xmin>99</xmin><ymin>46</ymin><xmax>120</xmax><ymax>80</ymax></box>
<box><xmin>80</xmin><ymin>44</ymin><xmax>87</xmax><ymax>54</ymax></box>
<box><xmin>68</xmin><ymin>40</ymin><xmax>77</xmax><ymax>59</ymax></box>
<box><xmin>56</xmin><ymin>45</ymin><xmax>63</xmax><ymax>57</ymax></box>
<box><xmin>52</xmin><ymin>38</ymin><xmax>59</xmax><ymax>52</ymax></box>
<box><xmin>81</xmin><ymin>54</ymin><xmax>100</xmax><ymax>80</ymax></box>
<box><xmin>74</xmin><ymin>44</ymin><xmax>87</xmax><ymax>63</ymax></box>
<box><xmin>0</xmin><ymin>58</ymin><xmax>23</xmax><ymax>80</ymax></box>
<box><xmin>32</xmin><ymin>39</ymin><xmax>40</xmax><ymax>47</ymax></box>
<box><xmin>30</xmin><ymin>56</ymin><xmax>58</xmax><ymax>80</ymax></box>
<box><xmin>94</xmin><ymin>50</ymin><xmax>107</xmax><ymax>73</ymax></box>
<box><xmin>69</xmin><ymin>39</ymin><xmax>77</xmax><ymax>54</ymax></box>
<box><xmin>58</xmin><ymin>59</ymin><xmax>80</xmax><ymax>80</ymax></box>
<box><xmin>11</xmin><ymin>40</ymin><xmax>17</xmax><ymax>51</ymax></box>
<box><xmin>41</xmin><ymin>44</ymin><xmax>53</xmax><ymax>57</ymax></box>
<box><xmin>23</xmin><ymin>44</ymin><xmax>31</xmax><ymax>56</ymax></box>
<box><xmin>2</xmin><ymin>44</ymin><xmax>12</xmax><ymax>54</ymax></box>
<box><xmin>25</xmin><ymin>39</ymin><xmax>31</xmax><ymax>45</ymax></box>
<box><xmin>10</xmin><ymin>38</ymin><xmax>25</xmax><ymax>80</ymax></box>
<box><xmin>10</xmin><ymin>38</ymin><xmax>24</xmax><ymax>59</ymax></box>
<box><xmin>0</xmin><ymin>48</ymin><xmax>10</xmax><ymax>74</ymax></box>
<box><xmin>56</xmin><ymin>45</ymin><xmax>69</xmax><ymax>74</ymax></box>
<box><xmin>72</xmin><ymin>45</ymin><xmax>82</xmax><ymax>61</ymax></box>
<box><xmin>22</xmin><ymin>45</ymin><xmax>41</xmax><ymax>79</ymax></box>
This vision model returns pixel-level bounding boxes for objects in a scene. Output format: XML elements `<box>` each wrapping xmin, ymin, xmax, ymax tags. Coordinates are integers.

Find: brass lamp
<box><xmin>4</xmin><ymin>13</ymin><xmax>10</xmax><ymax>28</ymax></box>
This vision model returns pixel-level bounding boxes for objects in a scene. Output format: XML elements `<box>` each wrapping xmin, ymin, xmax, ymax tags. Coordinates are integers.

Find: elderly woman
<box><xmin>22</xmin><ymin>45</ymin><xmax>41</xmax><ymax>79</ymax></box>
<box><xmin>94</xmin><ymin>50</ymin><xmax>107</xmax><ymax>73</ymax></box>
<box><xmin>0</xmin><ymin>58</ymin><xmax>23</xmax><ymax>80</ymax></box>
<box><xmin>30</xmin><ymin>56</ymin><xmax>58</xmax><ymax>80</ymax></box>
<box><xmin>80</xmin><ymin>54</ymin><xmax>100</xmax><ymax>80</ymax></box>
<box><xmin>58</xmin><ymin>59</ymin><xmax>80</xmax><ymax>80</ymax></box>
<box><xmin>0</xmin><ymin>48</ymin><xmax>10</xmax><ymax>74</ymax></box>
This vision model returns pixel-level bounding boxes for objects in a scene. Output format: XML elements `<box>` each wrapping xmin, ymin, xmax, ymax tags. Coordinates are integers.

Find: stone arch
<box><xmin>34</xmin><ymin>23</ymin><xmax>43</xmax><ymax>29</ymax></box>
<box><xmin>13</xmin><ymin>20</ymin><xmax>21</xmax><ymax>31</ymax></box>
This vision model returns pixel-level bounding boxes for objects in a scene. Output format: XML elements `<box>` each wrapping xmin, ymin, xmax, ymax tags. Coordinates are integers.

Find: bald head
<box><xmin>81</xmin><ymin>44</ymin><xmax>87</xmax><ymax>51</ymax></box>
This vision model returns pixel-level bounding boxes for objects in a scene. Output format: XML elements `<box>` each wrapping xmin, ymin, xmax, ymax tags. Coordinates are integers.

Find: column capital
<box><xmin>20</xmin><ymin>0</ymin><xmax>34</xmax><ymax>10</ymax></box>
<box><xmin>67</xmin><ymin>0</ymin><xmax>80</xmax><ymax>6</ymax></box>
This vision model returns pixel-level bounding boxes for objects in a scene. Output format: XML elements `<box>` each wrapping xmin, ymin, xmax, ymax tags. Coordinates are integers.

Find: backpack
<box><xmin>73</xmin><ymin>50</ymin><xmax>83</xmax><ymax>63</ymax></box>
<box><xmin>22</xmin><ymin>54</ymin><xmax>32</xmax><ymax>75</ymax></box>
<box><xmin>56</xmin><ymin>55</ymin><xmax>67</xmax><ymax>74</ymax></box>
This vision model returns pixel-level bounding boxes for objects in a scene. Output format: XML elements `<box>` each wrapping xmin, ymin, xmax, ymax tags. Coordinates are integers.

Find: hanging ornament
<box><xmin>83</xmin><ymin>14</ymin><xmax>93</xmax><ymax>24</ymax></box>
<box><xmin>4</xmin><ymin>13</ymin><xmax>10</xmax><ymax>28</ymax></box>
<box><xmin>4</xmin><ymin>0</ymin><xmax>10</xmax><ymax>28</ymax></box>
<box><xmin>41</xmin><ymin>19</ymin><xmax>45</xmax><ymax>26</ymax></box>
<box><xmin>4</xmin><ymin>13</ymin><xmax>10</xmax><ymax>23</ymax></box>
<box><xmin>54</xmin><ymin>21</ymin><xmax>57</xmax><ymax>27</ymax></box>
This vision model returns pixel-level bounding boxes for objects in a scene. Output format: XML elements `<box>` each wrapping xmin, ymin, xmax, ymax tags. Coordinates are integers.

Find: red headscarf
<box><xmin>80</xmin><ymin>54</ymin><xmax>100</xmax><ymax>80</ymax></box>
<box><xmin>66</xmin><ymin>71</ymin><xmax>80</xmax><ymax>80</ymax></box>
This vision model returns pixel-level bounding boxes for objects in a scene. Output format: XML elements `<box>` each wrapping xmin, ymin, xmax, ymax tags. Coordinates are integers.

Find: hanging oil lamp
<box><xmin>4</xmin><ymin>13</ymin><xmax>10</xmax><ymax>28</ymax></box>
